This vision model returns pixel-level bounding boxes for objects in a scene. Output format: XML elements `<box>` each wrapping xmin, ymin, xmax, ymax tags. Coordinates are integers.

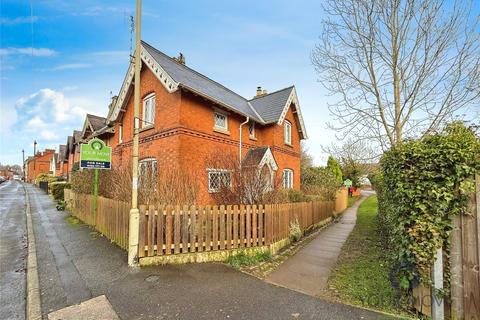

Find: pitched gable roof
<box><xmin>108</xmin><ymin>41</ymin><xmax>307</xmax><ymax>139</ymax></box>
<box><xmin>87</xmin><ymin>114</ymin><xmax>106</xmax><ymax>131</ymax></box>
<box><xmin>243</xmin><ymin>147</ymin><xmax>278</xmax><ymax>170</ymax></box>
<box><xmin>249</xmin><ymin>86</ymin><xmax>294</xmax><ymax>123</ymax></box>
<box><xmin>142</xmin><ymin>41</ymin><xmax>263</xmax><ymax>122</ymax></box>
<box><xmin>73</xmin><ymin>130</ymin><xmax>82</xmax><ymax>144</ymax></box>
<box><xmin>58</xmin><ymin>145</ymin><xmax>66</xmax><ymax>162</ymax></box>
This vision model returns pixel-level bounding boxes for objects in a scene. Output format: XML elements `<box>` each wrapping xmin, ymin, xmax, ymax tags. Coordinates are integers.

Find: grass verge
<box><xmin>327</xmin><ymin>196</ymin><xmax>409</xmax><ymax>317</ymax></box>
<box><xmin>227</xmin><ymin>251</ymin><xmax>272</xmax><ymax>268</ymax></box>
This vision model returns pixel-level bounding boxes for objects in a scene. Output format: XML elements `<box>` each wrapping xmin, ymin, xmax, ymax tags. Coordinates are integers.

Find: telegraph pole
<box><xmin>128</xmin><ymin>0</ymin><xmax>141</xmax><ymax>267</ymax></box>
<box><xmin>33</xmin><ymin>140</ymin><xmax>37</xmax><ymax>183</ymax></box>
<box><xmin>22</xmin><ymin>149</ymin><xmax>25</xmax><ymax>181</ymax></box>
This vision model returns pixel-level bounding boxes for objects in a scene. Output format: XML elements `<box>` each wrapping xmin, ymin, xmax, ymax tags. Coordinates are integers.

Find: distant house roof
<box><xmin>58</xmin><ymin>145</ymin><xmax>66</xmax><ymax>162</ymax></box>
<box><xmin>73</xmin><ymin>130</ymin><xmax>82</xmax><ymax>144</ymax></box>
<box><xmin>66</xmin><ymin>136</ymin><xmax>73</xmax><ymax>154</ymax></box>
<box><xmin>107</xmin><ymin>41</ymin><xmax>307</xmax><ymax>139</ymax></box>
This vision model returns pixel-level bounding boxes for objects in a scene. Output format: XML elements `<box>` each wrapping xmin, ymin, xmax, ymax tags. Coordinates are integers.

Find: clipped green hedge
<box><xmin>378</xmin><ymin>122</ymin><xmax>479</xmax><ymax>291</ymax></box>
<box><xmin>50</xmin><ymin>182</ymin><xmax>71</xmax><ymax>201</ymax></box>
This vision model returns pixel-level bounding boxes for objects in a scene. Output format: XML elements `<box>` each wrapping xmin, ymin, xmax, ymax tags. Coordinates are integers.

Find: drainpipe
<box><xmin>239</xmin><ymin>117</ymin><xmax>250</xmax><ymax>166</ymax></box>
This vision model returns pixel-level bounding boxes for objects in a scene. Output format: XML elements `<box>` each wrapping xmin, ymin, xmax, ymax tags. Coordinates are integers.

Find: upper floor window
<box><xmin>142</xmin><ymin>93</ymin><xmax>155</xmax><ymax>128</ymax></box>
<box><xmin>118</xmin><ymin>124</ymin><xmax>123</xmax><ymax>143</ymax></box>
<box><xmin>283</xmin><ymin>169</ymin><xmax>293</xmax><ymax>189</ymax></box>
<box><xmin>284</xmin><ymin>120</ymin><xmax>292</xmax><ymax>145</ymax></box>
<box><xmin>248</xmin><ymin>121</ymin><xmax>255</xmax><ymax>138</ymax></box>
<box><xmin>208</xmin><ymin>169</ymin><xmax>231</xmax><ymax>193</ymax></box>
<box><xmin>214</xmin><ymin>112</ymin><xmax>228</xmax><ymax>131</ymax></box>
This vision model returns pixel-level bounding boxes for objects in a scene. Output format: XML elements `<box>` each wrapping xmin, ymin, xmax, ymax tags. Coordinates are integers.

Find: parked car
<box><xmin>13</xmin><ymin>175</ymin><xmax>21</xmax><ymax>181</ymax></box>
<box><xmin>0</xmin><ymin>176</ymin><xmax>6</xmax><ymax>184</ymax></box>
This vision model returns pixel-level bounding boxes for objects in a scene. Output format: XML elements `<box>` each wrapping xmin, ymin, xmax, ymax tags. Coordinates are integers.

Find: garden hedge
<box><xmin>377</xmin><ymin>122</ymin><xmax>479</xmax><ymax>291</ymax></box>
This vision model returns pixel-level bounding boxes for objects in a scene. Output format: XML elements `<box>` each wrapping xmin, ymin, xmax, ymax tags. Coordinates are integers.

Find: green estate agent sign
<box><xmin>343</xmin><ymin>179</ymin><xmax>352</xmax><ymax>188</ymax></box>
<box><xmin>80</xmin><ymin>138</ymin><xmax>112</xmax><ymax>169</ymax></box>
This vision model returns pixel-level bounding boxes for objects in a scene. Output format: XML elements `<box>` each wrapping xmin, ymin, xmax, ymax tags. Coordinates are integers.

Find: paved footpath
<box><xmin>266</xmin><ymin>195</ymin><xmax>367</xmax><ymax>297</ymax></box>
<box><xmin>23</xmin><ymin>184</ymin><xmax>390</xmax><ymax>320</ymax></box>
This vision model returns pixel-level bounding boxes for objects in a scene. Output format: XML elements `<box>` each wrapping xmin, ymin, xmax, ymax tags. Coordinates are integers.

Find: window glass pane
<box><xmin>249</xmin><ymin>122</ymin><xmax>255</xmax><ymax>137</ymax></box>
<box><xmin>208</xmin><ymin>170</ymin><xmax>231</xmax><ymax>192</ymax></box>
<box><xmin>214</xmin><ymin>112</ymin><xmax>227</xmax><ymax>129</ymax></box>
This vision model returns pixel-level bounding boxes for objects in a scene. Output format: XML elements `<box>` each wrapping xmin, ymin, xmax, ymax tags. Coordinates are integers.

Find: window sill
<box><xmin>284</xmin><ymin>142</ymin><xmax>293</xmax><ymax>147</ymax></box>
<box><xmin>249</xmin><ymin>136</ymin><xmax>257</xmax><ymax>141</ymax></box>
<box><xmin>139</xmin><ymin>125</ymin><xmax>154</xmax><ymax>133</ymax></box>
<box><xmin>213</xmin><ymin>127</ymin><xmax>230</xmax><ymax>135</ymax></box>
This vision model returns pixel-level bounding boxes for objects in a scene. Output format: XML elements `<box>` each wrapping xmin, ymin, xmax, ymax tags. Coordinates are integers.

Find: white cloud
<box><xmin>0</xmin><ymin>16</ymin><xmax>39</xmax><ymax>25</ymax></box>
<box><xmin>40</xmin><ymin>130</ymin><xmax>59</xmax><ymax>140</ymax></box>
<box><xmin>0</xmin><ymin>47</ymin><xmax>57</xmax><ymax>57</ymax></box>
<box><xmin>49</xmin><ymin>63</ymin><xmax>91</xmax><ymax>71</ymax></box>
<box><xmin>12</xmin><ymin>88</ymin><xmax>99</xmax><ymax>145</ymax></box>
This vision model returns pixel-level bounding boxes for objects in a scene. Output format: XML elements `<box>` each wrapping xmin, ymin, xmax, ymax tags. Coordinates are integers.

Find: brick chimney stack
<box><xmin>255</xmin><ymin>86</ymin><xmax>268</xmax><ymax>98</ymax></box>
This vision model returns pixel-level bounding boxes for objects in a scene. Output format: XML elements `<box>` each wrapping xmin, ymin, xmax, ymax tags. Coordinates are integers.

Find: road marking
<box><xmin>24</xmin><ymin>184</ymin><xmax>42</xmax><ymax>320</ymax></box>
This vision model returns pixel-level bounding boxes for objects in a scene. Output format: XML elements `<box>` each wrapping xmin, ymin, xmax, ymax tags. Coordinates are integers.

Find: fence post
<box><xmin>431</xmin><ymin>247</ymin><xmax>444</xmax><ymax>320</ymax></box>
<box><xmin>92</xmin><ymin>168</ymin><xmax>99</xmax><ymax>227</ymax></box>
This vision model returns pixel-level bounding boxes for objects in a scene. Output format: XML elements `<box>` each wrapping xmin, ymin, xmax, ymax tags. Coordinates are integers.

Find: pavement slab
<box><xmin>22</xmin><ymin>184</ymin><xmax>390</xmax><ymax>319</ymax></box>
<box><xmin>265</xmin><ymin>196</ymin><xmax>366</xmax><ymax>297</ymax></box>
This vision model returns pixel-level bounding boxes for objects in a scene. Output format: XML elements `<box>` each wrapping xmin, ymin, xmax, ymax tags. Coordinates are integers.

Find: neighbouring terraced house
<box><xmin>65</xmin><ymin>41</ymin><xmax>307</xmax><ymax>203</ymax></box>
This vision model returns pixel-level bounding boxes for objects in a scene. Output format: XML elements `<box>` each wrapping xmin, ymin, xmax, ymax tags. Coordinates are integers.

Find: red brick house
<box><xmin>25</xmin><ymin>149</ymin><xmax>55</xmax><ymax>183</ymax></box>
<box><xmin>70</xmin><ymin>41</ymin><xmax>307</xmax><ymax>203</ymax></box>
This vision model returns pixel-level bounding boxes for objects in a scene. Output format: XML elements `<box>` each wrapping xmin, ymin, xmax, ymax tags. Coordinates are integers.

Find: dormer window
<box><xmin>284</xmin><ymin>120</ymin><xmax>292</xmax><ymax>145</ymax></box>
<box><xmin>142</xmin><ymin>93</ymin><xmax>155</xmax><ymax>128</ymax></box>
<box><xmin>214</xmin><ymin>111</ymin><xmax>228</xmax><ymax>131</ymax></box>
<box><xmin>248</xmin><ymin>121</ymin><xmax>255</xmax><ymax>139</ymax></box>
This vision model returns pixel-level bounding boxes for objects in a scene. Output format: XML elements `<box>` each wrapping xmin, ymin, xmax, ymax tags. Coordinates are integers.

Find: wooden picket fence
<box><xmin>64</xmin><ymin>189</ymin><xmax>130</xmax><ymax>250</ymax></box>
<box><xmin>138</xmin><ymin>200</ymin><xmax>334</xmax><ymax>257</ymax></box>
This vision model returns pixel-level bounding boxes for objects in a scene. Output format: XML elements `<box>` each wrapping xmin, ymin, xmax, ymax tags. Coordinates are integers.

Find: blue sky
<box><xmin>1</xmin><ymin>0</ymin><xmax>336</xmax><ymax>166</ymax></box>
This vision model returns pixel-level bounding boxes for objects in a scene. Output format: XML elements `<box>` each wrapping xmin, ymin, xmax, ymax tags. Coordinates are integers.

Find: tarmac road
<box><xmin>0</xmin><ymin>180</ymin><xmax>27</xmax><ymax>320</ymax></box>
<box><xmin>23</xmin><ymin>183</ymin><xmax>392</xmax><ymax>320</ymax></box>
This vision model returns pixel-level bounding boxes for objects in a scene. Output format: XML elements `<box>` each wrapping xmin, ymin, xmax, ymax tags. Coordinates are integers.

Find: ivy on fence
<box><xmin>377</xmin><ymin>122</ymin><xmax>479</xmax><ymax>291</ymax></box>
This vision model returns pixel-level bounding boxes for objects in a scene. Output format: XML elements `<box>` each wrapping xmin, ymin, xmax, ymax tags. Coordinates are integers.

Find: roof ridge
<box><xmin>141</xmin><ymin>41</ymin><xmax>250</xmax><ymax>103</ymax></box>
<box><xmin>248</xmin><ymin>85</ymin><xmax>295</xmax><ymax>101</ymax></box>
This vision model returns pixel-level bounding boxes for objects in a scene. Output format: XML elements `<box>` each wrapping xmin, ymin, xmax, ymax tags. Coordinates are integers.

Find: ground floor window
<box><xmin>208</xmin><ymin>169</ymin><xmax>231</xmax><ymax>193</ymax></box>
<box><xmin>139</xmin><ymin>158</ymin><xmax>157</xmax><ymax>186</ymax></box>
<box><xmin>283</xmin><ymin>169</ymin><xmax>293</xmax><ymax>189</ymax></box>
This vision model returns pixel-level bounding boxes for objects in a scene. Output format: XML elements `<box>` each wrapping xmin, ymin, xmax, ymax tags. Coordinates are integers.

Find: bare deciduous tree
<box><xmin>205</xmin><ymin>151</ymin><xmax>283</xmax><ymax>205</ymax></box>
<box><xmin>312</xmin><ymin>0</ymin><xmax>480</xmax><ymax>149</ymax></box>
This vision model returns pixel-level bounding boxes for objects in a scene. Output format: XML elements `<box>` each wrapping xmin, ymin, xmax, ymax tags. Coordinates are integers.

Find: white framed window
<box><xmin>214</xmin><ymin>112</ymin><xmax>228</xmax><ymax>131</ymax></box>
<box><xmin>283</xmin><ymin>169</ymin><xmax>293</xmax><ymax>189</ymax></box>
<box><xmin>138</xmin><ymin>158</ymin><xmax>157</xmax><ymax>186</ymax></box>
<box><xmin>248</xmin><ymin>121</ymin><xmax>255</xmax><ymax>138</ymax></box>
<box><xmin>208</xmin><ymin>169</ymin><xmax>231</xmax><ymax>193</ymax></box>
<box><xmin>118</xmin><ymin>124</ymin><xmax>123</xmax><ymax>143</ymax></box>
<box><xmin>142</xmin><ymin>93</ymin><xmax>155</xmax><ymax>128</ymax></box>
<box><xmin>284</xmin><ymin>120</ymin><xmax>292</xmax><ymax>145</ymax></box>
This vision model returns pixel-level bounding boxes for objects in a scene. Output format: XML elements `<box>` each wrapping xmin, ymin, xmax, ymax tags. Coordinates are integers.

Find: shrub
<box><xmin>378</xmin><ymin>122</ymin><xmax>480</xmax><ymax>290</ymax></box>
<box><xmin>50</xmin><ymin>182</ymin><xmax>70</xmax><ymax>201</ymax></box>
<box><xmin>289</xmin><ymin>218</ymin><xmax>302</xmax><ymax>242</ymax></box>
<box><xmin>285</xmin><ymin>189</ymin><xmax>307</xmax><ymax>203</ymax></box>
<box><xmin>301</xmin><ymin>166</ymin><xmax>338</xmax><ymax>200</ymax></box>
